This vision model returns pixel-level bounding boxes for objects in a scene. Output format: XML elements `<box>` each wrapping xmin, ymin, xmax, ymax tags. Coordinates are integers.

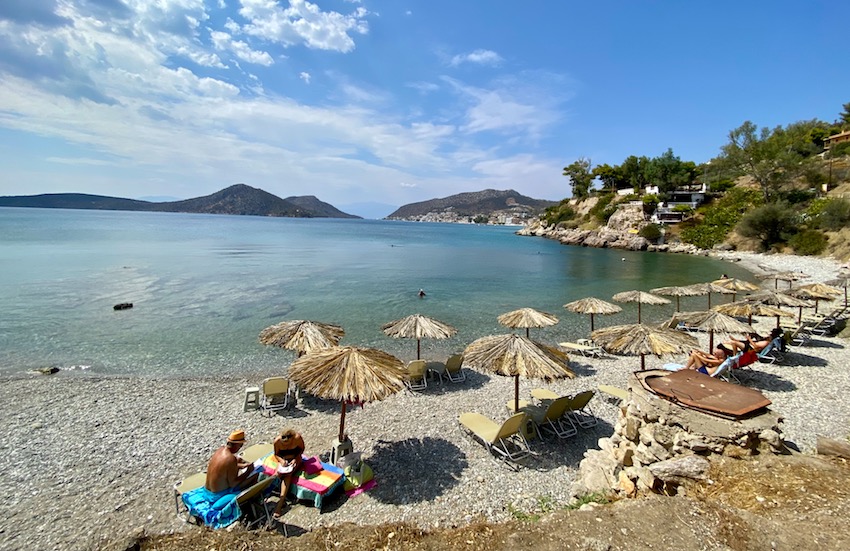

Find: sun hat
<box><xmin>227</xmin><ymin>429</ymin><xmax>246</xmax><ymax>444</ymax></box>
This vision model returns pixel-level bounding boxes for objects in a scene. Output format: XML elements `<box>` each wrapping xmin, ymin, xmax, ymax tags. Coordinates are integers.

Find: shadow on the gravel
<box><xmin>295</xmin><ymin>394</ymin><xmax>344</xmax><ymax>414</ymax></box>
<box><xmin>783</xmin><ymin>352</ymin><xmax>829</xmax><ymax>367</ymax></box>
<box><xmin>367</xmin><ymin>437</ymin><xmax>467</xmax><ymax>504</ymax></box>
<box><xmin>417</xmin><ymin>369</ymin><xmax>491</xmax><ymax>395</ymax></box>
<box><xmin>525</xmin><ymin>418</ymin><xmax>616</xmax><ymax>473</ymax></box>
<box><xmin>800</xmin><ymin>339</ymin><xmax>844</xmax><ymax>349</ymax></box>
<box><xmin>742</xmin><ymin>371</ymin><xmax>797</xmax><ymax>392</ymax></box>
<box><xmin>565</xmin><ymin>360</ymin><xmax>597</xmax><ymax>377</ymax></box>
<box><xmin>270</xmin><ymin>521</ymin><xmax>308</xmax><ymax>538</ymax></box>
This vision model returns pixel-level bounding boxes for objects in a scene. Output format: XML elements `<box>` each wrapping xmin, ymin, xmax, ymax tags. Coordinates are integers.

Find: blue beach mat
<box><xmin>181</xmin><ymin>486</ymin><xmax>242</xmax><ymax>529</ymax></box>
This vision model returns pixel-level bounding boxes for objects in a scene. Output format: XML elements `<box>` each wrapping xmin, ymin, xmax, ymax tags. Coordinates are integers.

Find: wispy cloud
<box><xmin>450</xmin><ymin>49</ymin><xmax>503</xmax><ymax>67</ymax></box>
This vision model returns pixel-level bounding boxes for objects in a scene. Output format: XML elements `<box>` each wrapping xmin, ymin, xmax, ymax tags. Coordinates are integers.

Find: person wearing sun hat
<box><xmin>205</xmin><ymin>429</ymin><xmax>258</xmax><ymax>493</ymax></box>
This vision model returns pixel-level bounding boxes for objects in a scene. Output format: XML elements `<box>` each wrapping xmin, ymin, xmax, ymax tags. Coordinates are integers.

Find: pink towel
<box><xmin>345</xmin><ymin>478</ymin><xmax>376</xmax><ymax>498</ymax></box>
<box><xmin>302</xmin><ymin>456</ymin><xmax>322</xmax><ymax>475</ymax></box>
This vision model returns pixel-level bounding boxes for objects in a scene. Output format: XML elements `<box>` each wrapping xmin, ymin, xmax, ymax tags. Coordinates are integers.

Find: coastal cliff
<box><xmin>517</xmin><ymin>203</ymin><xmax>704</xmax><ymax>255</ymax></box>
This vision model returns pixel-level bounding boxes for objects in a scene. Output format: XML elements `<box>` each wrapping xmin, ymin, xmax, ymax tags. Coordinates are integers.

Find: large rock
<box><xmin>648</xmin><ymin>455</ymin><xmax>711</xmax><ymax>483</ymax></box>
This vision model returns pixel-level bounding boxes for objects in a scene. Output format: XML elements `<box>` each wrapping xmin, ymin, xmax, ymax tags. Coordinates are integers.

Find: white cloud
<box><xmin>450</xmin><ymin>49</ymin><xmax>503</xmax><ymax>67</ymax></box>
<box><xmin>299</xmin><ymin>71</ymin><xmax>311</xmax><ymax>83</ymax></box>
<box><xmin>238</xmin><ymin>0</ymin><xmax>369</xmax><ymax>52</ymax></box>
<box><xmin>210</xmin><ymin>29</ymin><xmax>274</xmax><ymax>65</ymax></box>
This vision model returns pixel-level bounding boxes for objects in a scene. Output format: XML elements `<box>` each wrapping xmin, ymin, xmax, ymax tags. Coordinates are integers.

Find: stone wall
<box><xmin>572</xmin><ymin>371</ymin><xmax>785</xmax><ymax>499</ymax></box>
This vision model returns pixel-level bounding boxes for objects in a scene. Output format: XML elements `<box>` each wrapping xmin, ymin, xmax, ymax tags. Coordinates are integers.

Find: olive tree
<box><xmin>563</xmin><ymin>157</ymin><xmax>594</xmax><ymax>199</ymax></box>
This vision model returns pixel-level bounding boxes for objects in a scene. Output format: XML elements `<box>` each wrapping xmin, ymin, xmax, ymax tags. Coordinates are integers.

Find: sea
<box><xmin>0</xmin><ymin>207</ymin><xmax>753</xmax><ymax>377</ymax></box>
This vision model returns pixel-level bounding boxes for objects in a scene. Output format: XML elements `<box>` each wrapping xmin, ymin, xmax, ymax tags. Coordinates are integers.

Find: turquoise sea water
<box><xmin>0</xmin><ymin>207</ymin><xmax>752</xmax><ymax>377</ymax></box>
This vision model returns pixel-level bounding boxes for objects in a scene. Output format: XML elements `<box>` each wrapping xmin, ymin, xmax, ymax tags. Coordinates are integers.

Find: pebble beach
<box><xmin>2</xmin><ymin>251</ymin><xmax>849</xmax><ymax>551</ymax></box>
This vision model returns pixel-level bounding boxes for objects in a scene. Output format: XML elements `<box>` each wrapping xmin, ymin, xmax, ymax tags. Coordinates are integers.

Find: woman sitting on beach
<box><xmin>270</xmin><ymin>428</ymin><xmax>305</xmax><ymax>521</ymax></box>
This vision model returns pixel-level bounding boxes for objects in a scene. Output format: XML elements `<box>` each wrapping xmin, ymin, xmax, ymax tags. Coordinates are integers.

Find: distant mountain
<box><xmin>0</xmin><ymin>184</ymin><xmax>360</xmax><ymax>219</ymax></box>
<box><xmin>386</xmin><ymin>189</ymin><xmax>556</xmax><ymax>221</ymax></box>
<box><xmin>284</xmin><ymin>195</ymin><xmax>359</xmax><ymax>218</ymax></box>
<box><xmin>137</xmin><ymin>195</ymin><xmax>180</xmax><ymax>202</ymax></box>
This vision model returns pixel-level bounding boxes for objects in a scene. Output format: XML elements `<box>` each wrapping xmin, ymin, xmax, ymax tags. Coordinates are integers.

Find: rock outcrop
<box><xmin>571</xmin><ymin>371</ymin><xmax>785</xmax><ymax>500</ymax></box>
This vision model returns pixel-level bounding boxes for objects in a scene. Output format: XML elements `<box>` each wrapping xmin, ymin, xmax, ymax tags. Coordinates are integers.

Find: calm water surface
<box><xmin>0</xmin><ymin>208</ymin><xmax>752</xmax><ymax>377</ymax></box>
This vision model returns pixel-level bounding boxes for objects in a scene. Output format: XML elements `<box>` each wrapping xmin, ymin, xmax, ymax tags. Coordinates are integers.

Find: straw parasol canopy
<box><xmin>563</xmin><ymin>297</ymin><xmax>622</xmax><ymax>332</ymax></box>
<box><xmin>259</xmin><ymin>320</ymin><xmax>345</xmax><ymax>356</ymax></box>
<box><xmin>710</xmin><ymin>277</ymin><xmax>760</xmax><ymax>301</ymax></box>
<box><xmin>497</xmin><ymin>307</ymin><xmax>559</xmax><ymax>338</ymax></box>
<box><xmin>825</xmin><ymin>275</ymin><xmax>850</xmax><ymax>307</ymax></box>
<box><xmin>665</xmin><ymin>310</ymin><xmax>753</xmax><ymax>351</ymax></box>
<box><xmin>288</xmin><ymin>346</ymin><xmax>407</xmax><ymax>441</ymax></box>
<box><xmin>381</xmin><ymin>314</ymin><xmax>457</xmax><ymax>359</ymax></box>
<box><xmin>712</xmin><ymin>300</ymin><xmax>794</xmax><ymax>327</ymax></box>
<box><xmin>790</xmin><ymin>283</ymin><xmax>841</xmax><ymax>314</ymax></box>
<box><xmin>746</xmin><ymin>289</ymin><xmax>813</xmax><ymax>324</ymax></box>
<box><xmin>757</xmin><ymin>270</ymin><xmax>809</xmax><ymax>290</ymax></box>
<box><xmin>591</xmin><ymin>323</ymin><xmax>699</xmax><ymax>370</ymax></box>
<box><xmin>650</xmin><ymin>285</ymin><xmax>708</xmax><ymax>312</ymax></box>
<box><xmin>463</xmin><ymin>333</ymin><xmax>574</xmax><ymax>412</ymax></box>
<box><xmin>612</xmin><ymin>290</ymin><xmax>670</xmax><ymax>323</ymax></box>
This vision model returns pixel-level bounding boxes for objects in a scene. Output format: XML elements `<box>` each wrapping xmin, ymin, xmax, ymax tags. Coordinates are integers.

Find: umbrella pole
<box><xmin>525</xmin><ymin>328</ymin><xmax>530</xmax><ymax>339</ymax></box>
<box><xmin>514</xmin><ymin>376</ymin><xmax>520</xmax><ymax>412</ymax></box>
<box><xmin>798</xmin><ymin>306</ymin><xmax>803</xmax><ymax>324</ymax></box>
<box><xmin>590</xmin><ymin>314</ymin><xmax>595</xmax><ymax>332</ymax></box>
<box><xmin>676</xmin><ymin>296</ymin><xmax>680</xmax><ymax>312</ymax></box>
<box><xmin>637</xmin><ymin>302</ymin><xmax>642</xmax><ymax>324</ymax></box>
<box><xmin>707</xmin><ymin>293</ymin><xmax>711</xmax><ymax>308</ymax></box>
<box><xmin>338</xmin><ymin>402</ymin><xmax>347</xmax><ymax>442</ymax></box>
<box><xmin>640</xmin><ymin>354</ymin><xmax>646</xmax><ymax>371</ymax></box>
<box><xmin>417</xmin><ymin>339</ymin><xmax>421</xmax><ymax>360</ymax></box>
<box><xmin>709</xmin><ymin>330</ymin><xmax>714</xmax><ymax>352</ymax></box>
<box><xmin>775</xmin><ymin>315</ymin><xmax>780</xmax><ymax>329</ymax></box>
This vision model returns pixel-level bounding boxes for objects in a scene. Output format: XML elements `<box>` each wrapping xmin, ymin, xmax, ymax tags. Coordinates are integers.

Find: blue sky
<box><xmin>0</xmin><ymin>1</ymin><xmax>848</xmax><ymax>218</ymax></box>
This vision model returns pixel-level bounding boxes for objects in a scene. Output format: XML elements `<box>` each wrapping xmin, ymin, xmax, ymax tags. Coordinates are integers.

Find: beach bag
<box><xmin>343</xmin><ymin>459</ymin><xmax>374</xmax><ymax>492</ymax></box>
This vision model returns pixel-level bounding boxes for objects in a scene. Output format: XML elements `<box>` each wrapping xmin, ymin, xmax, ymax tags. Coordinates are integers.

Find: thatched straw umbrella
<box><xmin>825</xmin><ymin>275</ymin><xmax>850</xmax><ymax>307</ymax></box>
<box><xmin>650</xmin><ymin>285</ymin><xmax>708</xmax><ymax>312</ymax></box>
<box><xmin>746</xmin><ymin>290</ymin><xmax>812</xmax><ymax>323</ymax></box>
<box><xmin>497</xmin><ymin>307</ymin><xmax>559</xmax><ymax>338</ymax></box>
<box><xmin>381</xmin><ymin>314</ymin><xmax>457</xmax><ymax>359</ymax></box>
<box><xmin>612</xmin><ymin>290</ymin><xmax>670</xmax><ymax>323</ymax></box>
<box><xmin>259</xmin><ymin>320</ymin><xmax>345</xmax><ymax>356</ymax></box>
<box><xmin>757</xmin><ymin>270</ymin><xmax>809</xmax><ymax>290</ymax></box>
<box><xmin>790</xmin><ymin>283</ymin><xmax>842</xmax><ymax>314</ymax></box>
<box><xmin>591</xmin><ymin>323</ymin><xmax>699</xmax><ymax>371</ymax></box>
<box><xmin>710</xmin><ymin>277</ymin><xmax>760</xmax><ymax>301</ymax></box>
<box><xmin>288</xmin><ymin>346</ymin><xmax>406</xmax><ymax>442</ymax></box>
<box><xmin>712</xmin><ymin>300</ymin><xmax>794</xmax><ymax>328</ymax></box>
<box><xmin>679</xmin><ymin>282</ymin><xmax>733</xmax><ymax>308</ymax></box>
<box><xmin>463</xmin><ymin>333</ymin><xmax>574</xmax><ymax>412</ymax></box>
<box><xmin>665</xmin><ymin>310</ymin><xmax>753</xmax><ymax>351</ymax></box>
<box><xmin>563</xmin><ymin>297</ymin><xmax>622</xmax><ymax>332</ymax></box>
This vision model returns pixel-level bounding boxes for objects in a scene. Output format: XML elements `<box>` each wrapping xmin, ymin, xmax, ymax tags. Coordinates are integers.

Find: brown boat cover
<box><xmin>641</xmin><ymin>369</ymin><xmax>771</xmax><ymax>418</ymax></box>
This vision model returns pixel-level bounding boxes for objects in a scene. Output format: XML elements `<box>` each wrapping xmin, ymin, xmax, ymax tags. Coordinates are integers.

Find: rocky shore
<box><xmin>2</xmin><ymin>252</ymin><xmax>848</xmax><ymax>551</ymax></box>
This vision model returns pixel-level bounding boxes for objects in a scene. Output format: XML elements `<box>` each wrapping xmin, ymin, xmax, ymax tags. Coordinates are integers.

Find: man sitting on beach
<box><xmin>271</xmin><ymin>428</ymin><xmax>306</xmax><ymax>521</ymax></box>
<box><xmin>205</xmin><ymin>429</ymin><xmax>258</xmax><ymax>493</ymax></box>
<box><xmin>683</xmin><ymin>345</ymin><xmax>730</xmax><ymax>376</ymax></box>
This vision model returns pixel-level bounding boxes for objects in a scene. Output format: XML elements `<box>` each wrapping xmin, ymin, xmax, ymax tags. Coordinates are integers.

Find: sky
<box><xmin>0</xmin><ymin>1</ymin><xmax>848</xmax><ymax>218</ymax></box>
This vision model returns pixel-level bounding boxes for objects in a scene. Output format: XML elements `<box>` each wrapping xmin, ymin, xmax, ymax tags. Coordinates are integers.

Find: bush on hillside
<box><xmin>589</xmin><ymin>194</ymin><xmax>617</xmax><ymax>225</ymax></box>
<box><xmin>737</xmin><ymin>202</ymin><xmax>799</xmax><ymax>251</ymax></box>
<box><xmin>639</xmin><ymin>224</ymin><xmax>662</xmax><ymax>241</ymax></box>
<box><xmin>816</xmin><ymin>197</ymin><xmax>850</xmax><ymax>231</ymax></box>
<box><xmin>679</xmin><ymin>187</ymin><xmax>762</xmax><ymax>249</ymax></box>
<box><xmin>827</xmin><ymin>141</ymin><xmax>850</xmax><ymax>158</ymax></box>
<box><xmin>709</xmin><ymin>178</ymin><xmax>736</xmax><ymax>193</ymax></box>
<box><xmin>789</xmin><ymin>229</ymin><xmax>828</xmax><ymax>255</ymax></box>
<box><xmin>542</xmin><ymin>201</ymin><xmax>577</xmax><ymax>226</ymax></box>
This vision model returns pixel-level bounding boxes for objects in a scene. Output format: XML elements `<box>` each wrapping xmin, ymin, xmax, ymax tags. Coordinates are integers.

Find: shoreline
<box><xmin>3</xmin><ymin>243</ymin><xmax>849</xmax><ymax>550</ymax></box>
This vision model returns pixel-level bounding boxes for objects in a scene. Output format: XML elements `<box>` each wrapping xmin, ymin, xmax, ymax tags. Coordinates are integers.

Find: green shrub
<box><xmin>789</xmin><ymin>229</ymin><xmax>828</xmax><ymax>255</ymax></box>
<box><xmin>589</xmin><ymin>194</ymin><xmax>616</xmax><ymax>224</ymax></box>
<box><xmin>778</xmin><ymin>188</ymin><xmax>817</xmax><ymax>205</ymax></box>
<box><xmin>542</xmin><ymin>202</ymin><xmax>577</xmax><ymax>226</ymax></box>
<box><xmin>639</xmin><ymin>224</ymin><xmax>662</xmax><ymax>241</ymax></box>
<box><xmin>709</xmin><ymin>178</ymin><xmax>736</xmax><ymax>193</ymax></box>
<box><xmin>672</xmin><ymin>204</ymin><xmax>694</xmax><ymax>214</ymax></box>
<box><xmin>679</xmin><ymin>187</ymin><xmax>762</xmax><ymax>249</ymax></box>
<box><xmin>827</xmin><ymin>141</ymin><xmax>850</xmax><ymax>158</ymax></box>
<box><xmin>737</xmin><ymin>202</ymin><xmax>800</xmax><ymax>250</ymax></box>
<box><xmin>816</xmin><ymin>197</ymin><xmax>850</xmax><ymax>231</ymax></box>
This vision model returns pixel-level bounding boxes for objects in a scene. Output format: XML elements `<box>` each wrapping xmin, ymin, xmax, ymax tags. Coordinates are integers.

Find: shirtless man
<box><xmin>205</xmin><ymin>429</ymin><xmax>258</xmax><ymax>493</ymax></box>
<box><xmin>271</xmin><ymin>428</ymin><xmax>306</xmax><ymax>520</ymax></box>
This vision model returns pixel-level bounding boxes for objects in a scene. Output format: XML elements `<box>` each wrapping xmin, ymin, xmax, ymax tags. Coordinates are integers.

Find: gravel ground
<box><xmin>2</xmin><ymin>252</ymin><xmax>848</xmax><ymax>551</ymax></box>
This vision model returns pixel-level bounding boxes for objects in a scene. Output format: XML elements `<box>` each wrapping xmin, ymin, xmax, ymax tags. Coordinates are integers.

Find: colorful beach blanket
<box><xmin>181</xmin><ymin>486</ymin><xmax>242</xmax><ymax>529</ymax></box>
<box><xmin>256</xmin><ymin>453</ymin><xmax>345</xmax><ymax>509</ymax></box>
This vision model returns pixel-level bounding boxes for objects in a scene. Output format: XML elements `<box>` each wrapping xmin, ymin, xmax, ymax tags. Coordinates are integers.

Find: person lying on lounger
<box><xmin>205</xmin><ymin>429</ymin><xmax>258</xmax><ymax>493</ymax></box>
<box><xmin>271</xmin><ymin>428</ymin><xmax>305</xmax><ymax>521</ymax></box>
<box><xmin>683</xmin><ymin>345</ymin><xmax>730</xmax><ymax>376</ymax></box>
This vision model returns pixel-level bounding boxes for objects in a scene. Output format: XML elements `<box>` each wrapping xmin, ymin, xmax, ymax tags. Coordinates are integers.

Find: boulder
<box><xmin>648</xmin><ymin>455</ymin><xmax>710</xmax><ymax>483</ymax></box>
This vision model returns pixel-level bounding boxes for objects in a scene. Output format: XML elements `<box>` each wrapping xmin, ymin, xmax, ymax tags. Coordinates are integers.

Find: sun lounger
<box><xmin>444</xmin><ymin>354</ymin><xmax>466</xmax><ymax>382</ymax></box>
<box><xmin>757</xmin><ymin>337</ymin><xmax>784</xmax><ymax>365</ymax></box>
<box><xmin>558</xmin><ymin>341</ymin><xmax>603</xmax><ymax>358</ymax></box>
<box><xmin>405</xmin><ymin>360</ymin><xmax>428</xmax><ymax>391</ymax></box>
<box><xmin>239</xmin><ymin>442</ymin><xmax>273</xmax><ymax>464</ymax></box>
<box><xmin>260</xmin><ymin>377</ymin><xmax>291</xmax><ymax>416</ymax></box>
<box><xmin>425</xmin><ymin>360</ymin><xmax>447</xmax><ymax>383</ymax></box>
<box><xmin>598</xmin><ymin>384</ymin><xmax>629</xmax><ymax>404</ymax></box>
<box><xmin>565</xmin><ymin>390</ymin><xmax>597</xmax><ymax>428</ymax></box>
<box><xmin>459</xmin><ymin>412</ymin><xmax>532</xmax><ymax>462</ymax></box>
<box><xmin>173</xmin><ymin>471</ymin><xmax>207</xmax><ymax>520</ymax></box>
